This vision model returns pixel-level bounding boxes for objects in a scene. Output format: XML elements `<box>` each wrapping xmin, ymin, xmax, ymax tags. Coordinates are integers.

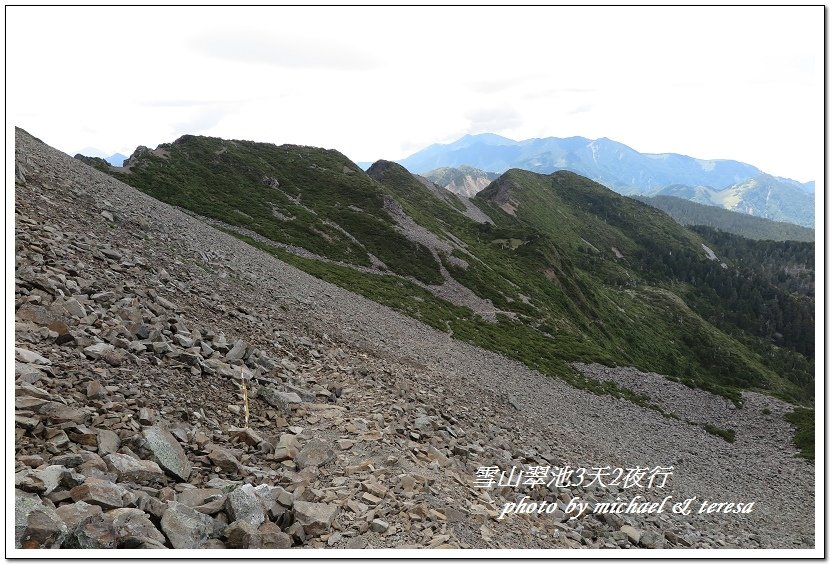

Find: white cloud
<box><xmin>6</xmin><ymin>5</ymin><xmax>823</xmax><ymax>182</ymax></box>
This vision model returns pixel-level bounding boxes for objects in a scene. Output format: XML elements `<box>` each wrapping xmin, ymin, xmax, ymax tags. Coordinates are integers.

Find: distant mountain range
<box><xmin>397</xmin><ymin>134</ymin><xmax>815</xmax><ymax>228</ymax></box>
<box><xmin>75</xmin><ymin>147</ymin><xmax>128</xmax><ymax>167</ymax></box>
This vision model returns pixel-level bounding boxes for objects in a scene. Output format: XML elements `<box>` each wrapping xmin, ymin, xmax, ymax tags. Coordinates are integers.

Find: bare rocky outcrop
<box><xmin>13</xmin><ymin>128</ymin><xmax>814</xmax><ymax>551</ymax></box>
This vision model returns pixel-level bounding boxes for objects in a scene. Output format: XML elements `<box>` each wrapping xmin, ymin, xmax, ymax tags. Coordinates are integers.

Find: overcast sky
<box><xmin>6</xmin><ymin>5</ymin><xmax>823</xmax><ymax>182</ymax></box>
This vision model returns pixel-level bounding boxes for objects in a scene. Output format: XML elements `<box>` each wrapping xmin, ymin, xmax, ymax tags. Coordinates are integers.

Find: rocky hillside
<box><xmin>421</xmin><ymin>166</ymin><xmax>499</xmax><ymax>197</ymax></box>
<box><xmin>14</xmin><ymin>129</ymin><xmax>814</xmax><ymax>551</ymax></box>
<box><xmin>73</xmin><ymin>133</ymin><xmax>814</xmax><ymax>408</ymax></box>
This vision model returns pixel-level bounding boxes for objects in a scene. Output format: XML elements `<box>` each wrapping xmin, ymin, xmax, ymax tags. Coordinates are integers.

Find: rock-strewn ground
<box><xmin>13</xmin><ymin>129</ymin><xmax>814</xmax><ymax>550</ymax></box>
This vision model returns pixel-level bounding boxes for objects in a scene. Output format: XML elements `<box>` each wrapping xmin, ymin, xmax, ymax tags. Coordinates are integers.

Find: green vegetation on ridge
<box><xmin>87</xmin><ymin>135</ymin><xmax>814</xmax><ymax>429</ymax></box>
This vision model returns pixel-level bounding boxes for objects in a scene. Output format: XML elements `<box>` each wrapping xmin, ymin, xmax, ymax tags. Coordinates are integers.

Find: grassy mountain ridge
<box><xmin>82</xmin><ymin>134</ymin><xmax>814</xmax><ymax>410</ymax></box>
<box><xmin>101</xmin><ymin>135</ymin><xmax>445</xmax><ymax>284</ymax></box>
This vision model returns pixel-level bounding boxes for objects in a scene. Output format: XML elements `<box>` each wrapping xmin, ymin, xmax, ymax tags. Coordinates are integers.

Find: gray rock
<box><xmin>38</xmin><ymin>401</ymin><xmax>87</xmax><ymax>424</ymax></box>
<box><xmin>413</xmin><ymin>415</ymin><xmax>434</xmax><ymax>434</ymax></box>
<box><xmin>96</xmin><ymin>429</ymin><xmax>121</xmax><ymax>456</ymax></box>
<box><xmin>283</xmin><ymin>383</ymin><xmax>316</xmax><ymax>402</ymax></box>
<box><xmin>69</xmin><ymin>477</ymin><xmax>127</xmax><ymax>509</ymax></box>
<box><xmin>105</xmin><ymin>507</ymin><xmax>167</xmax><ymax>546</ymax></box>
<box><xmin>133</xmin><ymin>490</ymin><xmax>168</xmax><ymax>520</ymax></box>
<box><xmin>259</xmin><ymin>521</ymin><xmax>292</xmax><ymax>549</ymax></box>
<box><xmin>86</xmin><ymin>380</ymin><xmax>108</xmax><ymax>399</ymax></box>
<box><xmin>142</xmin><ymin>426</ymin><xmax>192</xmax><ymax>481</ymax></box>
<box><xmin>104</xmin><ymin>454</ymin><xmax>164</xmax><ymax>483</ymax></box>
<box><xmin>26</xmin><ymin>465</ymin><xmax>84</xmax><ymax>495</ymax></box>
<box><xmin>370</xmin><ymin>518</ymin><xmax>389</xmax><ymax>533</ymax></box>
<box><xmin>208</xmin><ymin>447</ymin><xmax>241</xmax><ymax>474</ymax></box>
<box><xmin>55</xmin><ymin>500</ymin><xmax>102</xmax><ymax>529</ymax></box>
<box><xmin>224</xmin><ymin>520</ymin><xmax>262</xmax><ymax>549</ymax></box>
<box><xmin>15</xmin><ymin>489</ymin><xmax>68</xmax><ymax>548</ymax></box>
<box><xmin>173</xmin><ymin>334</ymin><xmax>194</xmax><ymax>348</ymax></box>
<box><xmin>620</xmin><ymin>524</ymin><xmax>641</xmax><ymax>544</ymax></box>
<box><xmin>160</xmin><ymin>501</ymin><xmax>214</xmax><ymax>549</ymax></box>
<box><xmin>64</xmin><ymin>298</ymin><xmax>87</xmax><ymax>318</ymax></box>
<box><xmin>15</xmin><ymin>362</ymin><xmax>45</xmax><ymax>383</ymax></box>
<box><xmin>292</xmin><ymin>500</ymin><xmax>338</xmax><ymax>537</ymax></box>
<box><xmin>258</xmin><ymin>387</ymin><xmax>302</xmax><ymax>413</ymax></box>
<box><xmin>346</xmin><ymin>535</ymin><xmax>368</xmax><ymax>549</ymax></box>
<box><xmin>65</xmin><ymin>514</ymin><xmax>117</xmax><ymax>549</ymax></box>
<box><xmin>15</xmin><ymin>347</ymin><xmax>51</xmax><ymax>365</ymax></box>
<box><xmin>49</xmin><ymin>453</ymin><xmax>85</xmax><ymax>468</ymax></box>
<box><xmin>639</xmin><ymin>530</ymin><xmax>663</xmax><ymax>549</ymax></box>
<box><xmin>225</xmin><ymin>484</ymin><xmax>265</xmax><ymax>527</ymax></box>
<box><xmin>83</xmin><ymin>343</ymin><xmax>115</xmax><ymax>360</ymax></box>
<box><xmin>295</xmin><ymin>439</ymin><xmax>335</xmax><ymax>470</ymax></box>
<box><xmin>225</xmin><ymin>339</ymin><xmax>248</xmax><ymax>361</ymax></box>
<box><xmin>176</xmin><ymin>488</ymin><xmax>224</xmax><ymax>508</ymax></box>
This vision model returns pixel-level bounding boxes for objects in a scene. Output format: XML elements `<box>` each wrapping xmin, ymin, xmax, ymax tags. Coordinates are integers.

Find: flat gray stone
<box><xmin>160</xmin><ymin>501</ymin><xmax>214</xmax><ymax>549</ymax></box>
<box><xmin>104</xmin><ymin>453</ymin><xmax>164</xmax><ymax>483</ymax></box>
<box><xmin>83</xmin><ymin>343</ymin><xmax>115</xmax><ymax>360</ymax></box>
<box><xmin>293</xmin><ymin>500</ymin><xmax>338</xmax><ymax>537</ymax></box>
<box><xmin>295</xmin><ymin>439</ymin><xmax>335</xmax><ymax>470</ymax></box>
<box><xmin>208</xmin><ymin>447</ymin><xmax>241</xmax><ymax>474</ymax></box>
<box><xmin>15</xmin><ymin>362</ymin><xmax>45</xmax><ymax>383</ymax></box>
<box><xmin>96</xmin><ymin>429</ymin><xmax>121</xmax><ymax>456</ymax></box>
<box><xmin>142</xmin><ymin>426</ymin><xmax>191</xmax><ymax>481</ymax></box>
<box><xmin>15</xmin><ymin>347</ymin><xmax>51</xmax><ymax>365</ymax></box>
<box><xmin>176</xmin><ymin>488</ymin><xmax>224</xmax><ymax>508</ymax></box>
<box><xmin>55</xmin><ymin>500</ymin><xmax>102</xmax><ymax>528</ymax></box>
<box><xmin>223</xmin><ymin>520</ymin><xmax>262</xmax><ymax>549</ymax></box>
<box><xmin>257</xmin><ymin>387</ymin><xmax>302</xmax><ymax>413</ymax></box>
<box><xmin>105</xmin><ymin>508</ymin><xmax>167</xmax><ymax>545</ymax></box>
<box><xmin>224</xmin><ymin>484</ymin><xmax>265</xmax><ymax>527</ymax></box>
<box><xmin>69</xmin><ymin>477</ymin><xmax>127</xmax><ymax>509</ymax></box>
<box><xmin>225</xmin><ymin>339</ymin><xmax>248</xmax><ymax>361</ymax></box>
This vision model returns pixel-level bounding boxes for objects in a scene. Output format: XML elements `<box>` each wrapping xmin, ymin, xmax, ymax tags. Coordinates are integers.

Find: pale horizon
<box><xmin>7</xmin><ymin>5</ymin><xmax>823</xmax><ymax>184</ymax></box>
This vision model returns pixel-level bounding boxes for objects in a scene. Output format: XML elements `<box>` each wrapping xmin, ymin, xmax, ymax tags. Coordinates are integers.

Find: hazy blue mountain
<box><xmin>106</xmin><ymin>153</ymin><xmax>128</xmax><ymax>167</ymax></box>
<box><xmin>75</xmin><ymin>147</ymin><xmax>127</xmax><ymax>167</ymax></box>
<box><xmin>397</xmin><ymin>133</ymin><xmax>813</xmax><ymax>195</ymax></box>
